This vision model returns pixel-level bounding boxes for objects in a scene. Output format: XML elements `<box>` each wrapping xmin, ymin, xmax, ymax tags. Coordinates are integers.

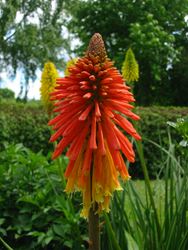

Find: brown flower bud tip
<box><xmin>86</xmin><ymin>33</ymin><xmax>107</xmax><ymax>62</ymax></box>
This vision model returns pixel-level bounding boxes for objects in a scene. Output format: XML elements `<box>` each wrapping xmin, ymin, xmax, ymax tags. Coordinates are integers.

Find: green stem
<box><xmin>135</xmin><ymin>140</ymin><xmax>161</xmax><ymax>237</ymax></box>
<box><xmin>0</xmin><ymin>237</ymin><xmax>13</xmax><ymax>250</ymax></box>
<box><xmin>89</xmin><ymin>203</ymin><xmax>100</xmax><ymax>250</ymax></box>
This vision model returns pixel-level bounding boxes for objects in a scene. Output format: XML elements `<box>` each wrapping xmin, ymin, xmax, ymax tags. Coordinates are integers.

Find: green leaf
<box><xmin>37</xmin><ymin>232</ymin><xmax>46</xmax><ymax>244</ymax></box>
<box><xmin>167</xmin><ymin>121</ymin><xmax>177</xmax><ymax>128</ymax></box>
<box><xmin>179</xmin><ymin>140</ymin><xmax>188</xmax><ymax>147</ymax></box>
<box><xmin>64</xmin><ymin>240</ymin><xmax>73</xmax><ymax>248</ymax></box>
<box><xmin>0</xmin><ymin>218</ymin><xmax>5</xmax><ymax>225</ymax></box>
<box><xmin>44</xmin><ymin>236</ymin><xmax>53</xmax><ymax>245</ymax></box>
<box><xmin>125</xmin><ymin>231</ymin><xmax>139</xmax><ymax>250</ymax></box>
<box><xmin>53</xmin><ymin>224</ymin><xmax>65</xmax><ymax>237</ymax></box>
<box><xmin>0</xmin><ymin>228</ymin><xmax>7</xmax><ymax>236</ymax></box>
<box><xmin>104</xmin><ymin>213</ymin><xmax>121</xmax><ymax>250</ymax></box>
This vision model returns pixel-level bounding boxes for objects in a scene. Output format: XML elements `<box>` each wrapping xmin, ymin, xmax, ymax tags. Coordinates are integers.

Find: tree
<box><xmin>169</xmin><ymin>47</ymin><xmax>188</xmax><ymax>106</ymax></box>
<box><xmin>67</xmin><ymin>0</ymin><xmax>188</xmax><ymax>105</ymax></box>
<box><xmin>0</xmin><ymin>0</ymin><xmax>70</xmax><ymax>99</ymax></box>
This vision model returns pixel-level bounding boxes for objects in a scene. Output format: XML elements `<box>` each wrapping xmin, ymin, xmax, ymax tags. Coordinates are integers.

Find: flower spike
<box><xmin>40</xmin><ymin>62</ymin><xmax>59</xmax><ymax>114</ymax></box>
<box><xmin>86</xmin><ymin>33</ymin><xmax>107</xmax><ymax>61</ymax></box>
<box><xmin>49</xmin><ymin>33</ymin><xmax>141</xmax><ymax>218</ymax></box>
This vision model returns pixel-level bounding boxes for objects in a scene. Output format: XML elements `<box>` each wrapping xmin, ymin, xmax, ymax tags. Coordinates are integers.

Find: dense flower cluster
<box><xmin>40</xmin><ymin>62</ymin><xmax>59</xmax><ymax>114</ymax></box>
<box><xmin>49</xmin><ymin>33</ymin><xmax>141</xmax><ymax>217</ymax></box>
<box><xmin>121</xmin><ymin>48</ymin><xmax>139</xmax><ymax>82</ymax></box>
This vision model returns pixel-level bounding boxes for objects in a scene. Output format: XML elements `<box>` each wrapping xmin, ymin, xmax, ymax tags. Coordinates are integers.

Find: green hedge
<box><xmin>0</xmin><ymin>100</ymin><xmax>52</xmax><ymax>155</ymax></box>
<box><xmin>0</xmin><ymin>99</ymin><xmax>187</xmax><ymax>178</ymax></box>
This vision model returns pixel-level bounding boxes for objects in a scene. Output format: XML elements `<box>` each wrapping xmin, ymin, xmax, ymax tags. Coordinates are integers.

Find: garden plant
<box><xmin>0</xmin><ymin>1</ymin><xmax>188</xmax><ymax>248</ymax></box>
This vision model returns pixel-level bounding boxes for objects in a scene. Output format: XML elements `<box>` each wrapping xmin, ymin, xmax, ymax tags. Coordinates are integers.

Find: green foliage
<box><xmin>0</xmin><ymin>88</ymin><xmax>15</xmax><ymax>99</ymax></box>
<box><xmin>130</xmin><ymin>106</ymin><xmax>188</xmax><ymax>178</ymax></box>
<box><xmin>129</xmin><ymin>13</ymin><xmax>177</xmax><ymax>81</ymax></box>
<box><xmin>168</xmin><ymin>48</ymin><xmax>188</xmax><ymax>106</ymax></box>
<box><xmin>167</xmin><ymin>117</ymin><xmax>188</xmax><ymax>147</ymax></box>
<box><xmin>0</xmin><ymin>99</ymin><xmax>52</xmax><ymax>155</ymax></box>
<box><xmin>2</xmin><ymin>141</ymin><xmax>187</xmax><ymax>249</ymax></box>
<box><xmin>0</xmin><ymin>103</ymin><xmax>187</xmax><ymax>249</ymax></box>
<box><xmin>67</xmin><ymin>0</ymin><xmax>188</xmax><ymax>105</ymax></box>
<box><xmin>102</xmin><ymin>135</ymin><xmax>188</xmax><ymax>250</ymax></box>
<box><xmin>0</xmin><ymin>143</ymin><xmax>87</xmax><ymax>250</ymax></box>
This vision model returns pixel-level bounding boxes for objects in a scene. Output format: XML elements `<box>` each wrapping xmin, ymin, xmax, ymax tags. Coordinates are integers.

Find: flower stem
<box><xmin>89</xmin><ymin>203</ymin><xmax>100</xmax><ymax>250</ymax></box>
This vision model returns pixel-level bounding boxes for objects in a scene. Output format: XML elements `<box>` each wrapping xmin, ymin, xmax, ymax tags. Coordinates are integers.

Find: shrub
<box><xmin>0</xmin><ymin>144</ymin><xmax>87</xmax><ymax>250</ymax></box>
<box><xmin>0</xmin><ymin>88</ymin><xmax>15</xmax><ymax>99</ymax></box>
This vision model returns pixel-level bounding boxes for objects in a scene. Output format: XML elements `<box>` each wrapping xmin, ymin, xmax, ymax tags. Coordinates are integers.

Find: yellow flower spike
<box><xmin>121</xmin><ymin>48</ymin><xmax>139</xmax><ymax>83</ymax></box>
<box><xmin>40</xmin><ymin>62</ymin><xmax>59</xmax><ymax>114</ymax></box>
<box><xmin>64</xmin><ymin>58</ymin><xmax>78</xmax><ymax>76</ymax></box>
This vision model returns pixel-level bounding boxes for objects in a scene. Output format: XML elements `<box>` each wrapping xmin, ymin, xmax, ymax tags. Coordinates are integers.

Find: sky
<box><xmin>1</xmin><ymin>69</ymin><xmax>42</xmax><ymax>100</ymax></box>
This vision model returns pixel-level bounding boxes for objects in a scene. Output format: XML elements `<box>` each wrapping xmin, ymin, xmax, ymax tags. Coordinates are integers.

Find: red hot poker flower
<box><xmin>48</xmin><ymin>33</ymin><xmax>141</xmax><ymax>217</ymax></box>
